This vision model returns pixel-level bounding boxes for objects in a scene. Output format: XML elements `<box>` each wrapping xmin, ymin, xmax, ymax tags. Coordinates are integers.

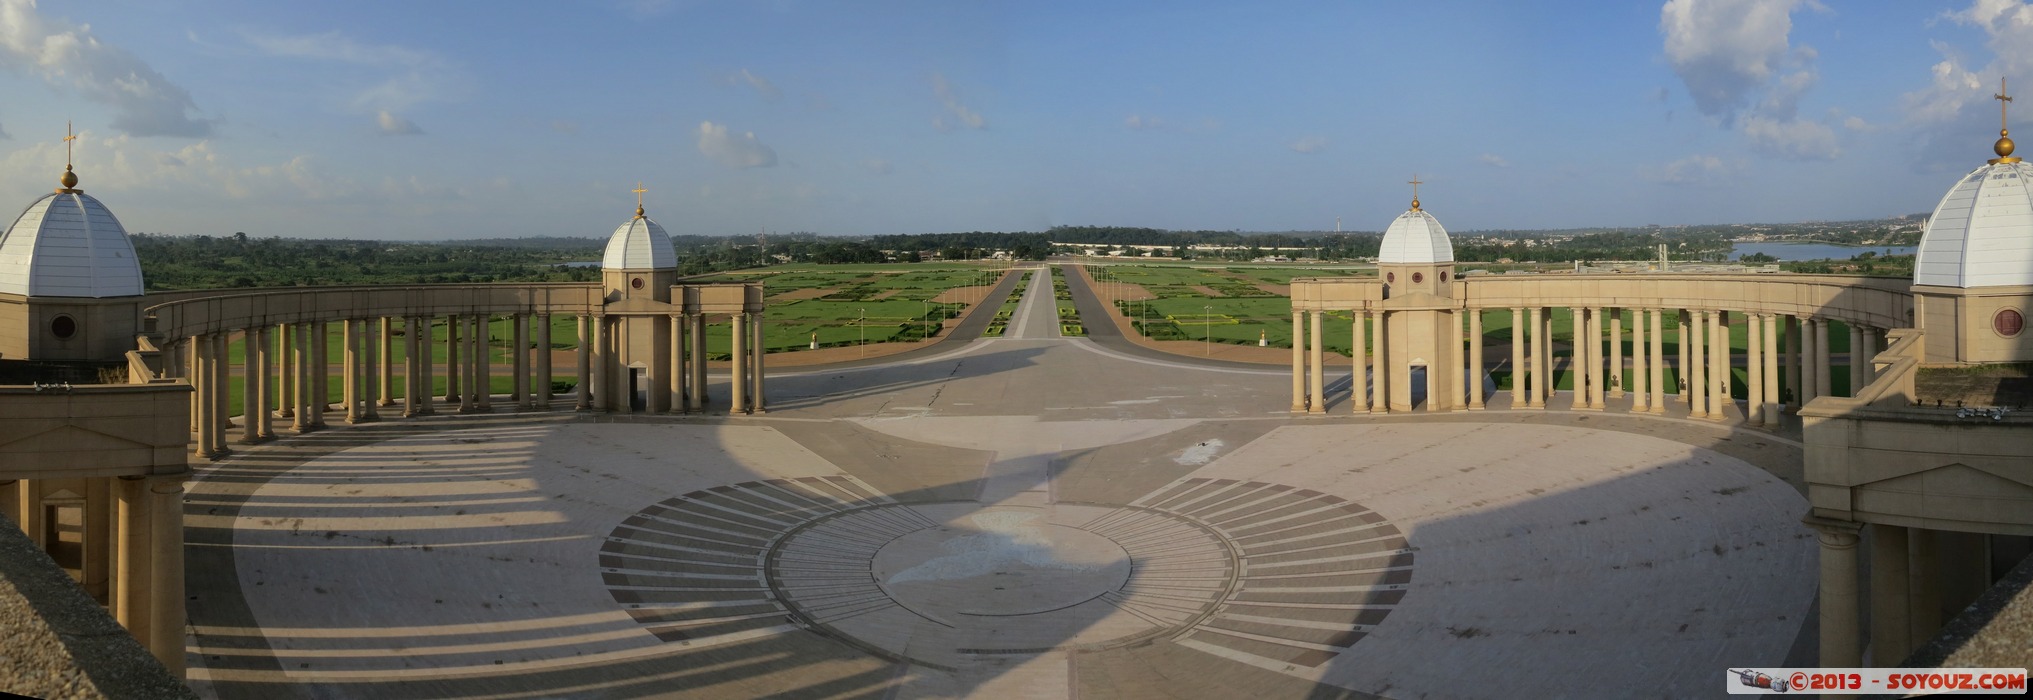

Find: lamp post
<box><xmin>858</xmin><ymin>308</ymin><xmax>865</xmax><ymax>357</ymax></box>
<box><xmin>1204</xmin><ymin>305</ymin><xmax>1212</xmax><ymax>356</ymax></box>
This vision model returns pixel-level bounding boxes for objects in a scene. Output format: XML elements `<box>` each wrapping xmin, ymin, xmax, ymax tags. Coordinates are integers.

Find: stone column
<box><xmin>277</xmin><ymin>323</ymin><xmax>295</xmax><ymax>420</ymax></box>
<box><xmin>114</xmin><ymin>477</ymin><xmax>151</xmax><ymax>647</ymax></box>
<box><xmin>254</xmin><ymin>326</ymin><xmax>274</xmax><ymax>440</ymax></box>
<box><xmin>309</xmin><ymin>321</ymin><xmax>328</xmax><ymax>428</ymax></box>
<box><xmin>536</xmin><ymin>314</ymin><xmax>554</xmax><ymax>409</ymax></box>
<box><xmin>1352</xmin><ymin>310</ymin><xmax>1370</xmax><ymax>413</ymax></box>
<box><xmin>1371</xmin><ymin>311</ymin><xmax>1389</xmax><ymax>415</ymax></box>
<box><xmin>1588</xmin><ymin>307</ymin><xmax>1607</xmax><ymax>410</ymax></box>
<box><xmin>1710</xmin><ymin>311</ymin><xmax>1729</xmax><ymax>420</ymax></box>
<box><xmin>1526</xmin><ymin>307</ymin><xmax>1545</xmax><ymax>409</ymax></box>
<box><xmin>1510</xmin><ymin>308</ymin><xmax>1526</xmax><ymax>408</ymax></box>
<box><xmin>1290</xmin><ymin>310</ymin><xmax>1306</xmax><ymax>413</ymax></box>
<box><xmin>403</xmin><ymin>317</ymin><xmax>421</xmax><ymax>417</ymax></box>
<box><xmin>379</xmin><ymin>318</ymin><xmax>396</xmax><ymax>407</ymax></box>
<box><xmin>1788</xmin><ymin>316</ymin><xmax>1805</xmax><ymax>408</ymax></box>
<box><xmin>418</xmin><ymin>316</ymin><xmax>437</xmax><ymax>416</ymax></box>
<box><xmin>1540</xmin><ymin>308</ymin><xmax>1553</xmax><ymax>404</ymax></box>
<box><xmin>730</xmin><ymin>312</ymin><xmax>748</xmax><ymax>414</ymax></box>
<box><xmin>690</xmin><ymin>314</ymin><xmax>708</xmax><ymax>410</ymax></box>
<box><xmin>1689</xmin><ymin>311</ymin><xmax>1708</xmax><ymax>419</ymax></box>
<box><xmin>1677</xmin><ymin>310</ymin><xmax>1691</xmax><ymax>402</ymax></box>
<box><xmin>191</xmin><ymin>335</ymin><xmax>214</xmax><ymax>458</ymax></box>
<box><xmin>1569</xmin><ymin>307</ymin><xmax>1588</xmax><ymax>410</ymax></box>
<box><xmin>446</xmin><ymin>315</ymin><xmax>462</xmax><ymax>403</ymax></box>
<box><xmin>751</xmin><ymin>312</ymin><xmax>767</xmax><ymax>414</ymax></box>
<box><xmin>1812</xmin><ymin>318</ymin><xmax>1831</xmax><ymax>402</ymax></box>
<box><xmin>1609</xmin><ymin>308</ymin><xmax>1624</xmax><ymax>399</ymax></box>
<box><xmin>679</xmin><ymin>315</ymin><xmax>695</xmax><ymax>413</ymax></box>
<box><xmin>292</xmin><ymin>324</ymin><xmax>310</xmax><ymax>431</ymax></box>
<box><xmin>244</xmin><ymin>327</ymin><xmax>266</xmax><ymax>443</ymax></box>
<box><xmin>1870</xmin><ymin>523</ymin><xmax>1912</xmax><ymax>666</ymax></box>
<box><xmin>576</xmin><ymin>315</ymin><xmax>593</xmax><ymax>411</ymax></box>
<box><xmin>1648</xmin><ymin>309</ymin><xmax>1665</xmax><ymax>414</ymax></box>
<box><xmin>475</xmin><ymin>315</ymin><xmax>493</xmax><ymax>411</ymax></box>
<box><xmin>1812</xmin><ymin>520</ymin><xmax>1864</xmax><ymax>669</ymax></box>
<box><xmin>1762</xmin><ymin>314</ymin><xmax>1781</xmax><ymax>428</ymax></box>
<box><xmin>343</xmin><ymin>319</ymin><xmax>362</xmax><ymax>424</ymax></box>
<box><xmin>513</xmin><ymin>314</ymin><xmax>530</xmax><ymax>409</ymax></box>
<box><xmin>1449</xmin><ymin>310</ymin><xmax>1465</xmax><ymax>411</ymax></box>
<box><xmin>1747</xmin><ymin>314</ymin><xmax>1764</xmax><ymax>426</ymax></box>
<box><xmin>1631</xmin><ymin>309</ymin><xmax>1649</xmax><ymax>412</ymax></box>
<box><xmin>1908</xmin><ymin>528</ymin><xmax>1944</xmax><ymax>646</ymax></box>
<box><xmin>1307</xmin><ymin>310</ymin><xmax>1325</xmax><ymax>414</ymax></box>
<box><xmin>1468</xmin><ymin>308</ymin><xmax>1484</xmax><ymax>410</ymax></box>
<box><xmin>361</xmin><ymin>319</ymin><xmax>379</xmax><ymax>421</ymax></box>
<box><xmin>1862</xmin><ymin>326</ymin><xmax>1881</xmax><ymax>388</ymax></box>
<box><xmin>1582</xmin><ymin>306</ymin><xmax>1597</xmax><ymax>409</ymax></box>
<box><xmin>145</xmin><ymin>476</ymin><xmax>184</xmax><ymax>676</ymax></box>
<box><xmin>1849</xmin><ymin>324</ymin><xmax>1867</xmax><ymax>395</ymax></box>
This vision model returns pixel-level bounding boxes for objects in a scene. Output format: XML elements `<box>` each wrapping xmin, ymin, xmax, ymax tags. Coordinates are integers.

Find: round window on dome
<box><xmin>1440</xmin><ymin>271</ymin><xmax>1448</xmax><ymax>283</ymax></box>
<box><xmin>1996</xmin><ymin>308</ymin><xmax>2025</xmax><ymax>338</ymax></box>
<box><xmin>630</xmin><ymin>277</ymin><xmax>644</xmax><ymax>290</ymax></box>
<box><xmin>1386</xmin><ymin>272</ymin><xmax>1396</xmax><ymax>284</ymax></box>
<box><xmin>50</xmin><ymin>315</ymin><xmax>76</xmax><ymax>340</ymax></box>
<box><xmin>1412</xmin><ymin>272</ymin><xmax>1424</xmax><ymax>284</ymax></box>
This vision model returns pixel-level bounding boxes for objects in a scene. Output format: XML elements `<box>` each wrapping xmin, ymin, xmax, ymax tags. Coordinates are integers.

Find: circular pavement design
<box><xmin>601</xmin><ymin>476</ymin><xmax>1410</xmax><ymax>671</ymax></box>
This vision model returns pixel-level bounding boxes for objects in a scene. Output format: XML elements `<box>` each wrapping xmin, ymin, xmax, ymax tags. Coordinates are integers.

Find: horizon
<box><xmin>3</xmin><ymin>1</ymin><xmax>2022</xmax><ymax>240</ymax></box>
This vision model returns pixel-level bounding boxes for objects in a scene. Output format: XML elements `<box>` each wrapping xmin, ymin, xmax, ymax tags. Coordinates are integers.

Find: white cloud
<box><xmin>1659</xmin><ymin>0</ymin><xmax>1842</xmax><ymax>160</ymax></box>
<box><xmin>376</xmin><ymin>110</ymin><xmax>423</xmax><ymax>135</ymax></box>
<box><xmin>242</xmin><ymin>29</ymin><xmax>464</xmax><ymax>117</ymax></box>
<box><xmin>1125</xmin><ymin>114</ymin><xmax>1161</xmax><ymax>131</ymax></box>
<box><xmin>1479</xmin><ymin>153</ymin><xmax>1511</xmax><ymax>167</ymax></box>
<box><xmin>929</xmin><ymin>73</ymin><xmax>986</xmax><ymax>130</ymax></box>
<box><xmin>1660</xmin><ymin>0</ymin><xmax>1811</xmax><ymax>120</ymax></box>
<box><xmin>724</xmin><ymin>68</ymin><xmax>780</xmax><ymax>99</ymax></box>
<box><xmin>863</xmin><ymin>158</ymin><xmax>893</xmax><ymax>175</ymax></box>
<box><xmin>1289</xmin><ymin>135</ymin><xmax>1328</xmax><ymax>154</ymax></box>
<box><xmin>1841</xmin><ymin>115</ymin><xmax>1875</xmax><ymax>132</ymax></box>
<box><xmin>1741</xmin><ymin>114</ymin><xmax>1838</xmax><ymax>159</ymax></box>
<box><xmin>1897</xmin><ymin>2</ymin><xmax>2033</xmax><ymax>168</ymax></box>
<box><xmin>1641</xmin><ymin>154</ymin><xmax>1736</xmax><ymax>185</ymax></box>
<box><xmin>0</xmin><ymin>0</ymin><xmax>210</xmax><ymax>137</ymax></box>
<box><xmin>696</xmin><ymin>121</ymin><xmax>777</xmax><ymax>168</ymax></box>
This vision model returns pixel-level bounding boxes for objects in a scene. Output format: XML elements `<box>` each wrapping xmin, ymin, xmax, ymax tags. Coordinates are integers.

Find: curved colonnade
<box><xmin>134</xmin><ymin>281</ymin><xmax>767</xmax><ymax>460</ymax></box>
<box><xmin>1288</xmin><ymin>273</ymin><xmax>1913</xmax><ymax>421</ymax></box>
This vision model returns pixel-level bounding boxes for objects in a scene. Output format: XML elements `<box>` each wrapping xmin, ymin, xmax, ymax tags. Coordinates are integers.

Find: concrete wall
<box><xmin>1802</xmin><ymin>329</ymin><xmax>2033</xmax><ymax>536</ymax></box>
<box><xmin>0</xmin><ymin>384</ymin><xmax>192</xmax><ymax>481</ymax></box>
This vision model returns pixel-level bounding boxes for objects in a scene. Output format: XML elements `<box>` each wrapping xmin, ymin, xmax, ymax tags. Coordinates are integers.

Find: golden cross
<box><xmin>62</xmin><ymin>120</ymin><xmax>77</xmax><ymax>166</ymax></box>
<box><xmin>1408</xmin><ymin>175</ymin><xmax>1423</xmax><ymax>199</ymax></box>
<box><xmin>632</xmin><ymin>182</ymin><xmax>647</xmax><ymax>207</ymax></box>
<box><xmin>1998</xmin><ymin>77</ymin><xmax>2014</xmax><ymax>131</ymax></box>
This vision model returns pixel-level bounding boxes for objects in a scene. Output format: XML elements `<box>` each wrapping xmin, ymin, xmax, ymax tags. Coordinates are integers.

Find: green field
<box><xmin>688</xmin><ymin>262</ymin><xmax>1014</xmax><ymax>356</ymax></box>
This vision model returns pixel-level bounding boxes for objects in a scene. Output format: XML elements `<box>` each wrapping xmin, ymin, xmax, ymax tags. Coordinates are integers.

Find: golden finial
<box><xmin>1407</xmin><ymin>174</ymin><xmax>1423</xmax><ymax>212</ymax></box>
<box><xmin>1994</xmin><ymin>77</ymin><xmax>2019</xmax><ymax>164</ymax></box>
<box><xmin>58</xmin><ymin>121</ymin><xmax>81</xmax><ymax>193</ymax></box>
<box><xmin>631</xmin><ymin>182</ymin><xmax>648</xmax><ymax>219</ymax></box>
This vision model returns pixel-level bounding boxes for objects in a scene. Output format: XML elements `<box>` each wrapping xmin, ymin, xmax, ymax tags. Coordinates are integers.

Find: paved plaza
<box><xmin>183</xmin><ymin>268</ymin><xmax>1817</xmax><ymax>699</ymax></box>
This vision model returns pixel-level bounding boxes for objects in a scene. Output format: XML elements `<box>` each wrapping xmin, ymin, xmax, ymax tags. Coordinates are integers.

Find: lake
<box><xmin>1730</xmin><ymin>241</ymin><xmax>1917</xmax><ymax>261</ymax></box>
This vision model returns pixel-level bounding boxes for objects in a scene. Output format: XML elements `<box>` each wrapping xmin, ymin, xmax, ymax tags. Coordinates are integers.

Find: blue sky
<box><xmin>0</xmin><ymin>0</ymin><xmax>2026</xmax><ymax>239</ymax></box>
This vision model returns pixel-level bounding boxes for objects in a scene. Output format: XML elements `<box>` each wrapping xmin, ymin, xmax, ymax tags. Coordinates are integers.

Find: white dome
<box><xmin>1915</xmin><ymin>160</ymin><xmax>2033</xmax><ymax>288</ymax></box>
<box><xmin>0</xmin><ymin>191</ymin><xmax>144</xmax><ymax>297</ymax></box>
<box><xmin>601</xmin><ymin>215</ymin><xmax>676</xmax><ymax>270</ymax></box>
<box><xmin>1377</xmin><ymin>208</ymin><xmax>1453</xmax><ymax>264</ymax></box>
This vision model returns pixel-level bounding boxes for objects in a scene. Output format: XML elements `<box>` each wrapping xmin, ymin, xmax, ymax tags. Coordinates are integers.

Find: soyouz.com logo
<box><xmin>1727</xmin><ymin>668</ymin><xmax>2028</xmax><ymax>694</ymax></box>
